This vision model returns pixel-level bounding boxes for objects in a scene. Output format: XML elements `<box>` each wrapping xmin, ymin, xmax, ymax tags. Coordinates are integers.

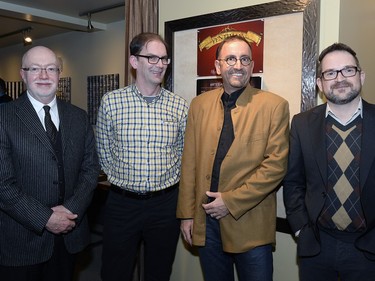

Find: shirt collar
<box><xmin>27</xmin><ymin>91</ymin><xmax>57</xmax><ymax>113</ymax></box>
<box><xmin>221</xmin><ymin>87</ymin><xmax>245</xmax><ymax>109</ymax></box>
<box><xmin>325</xmin><ymin>97</ymin><xmax>363</xmax><ymax>125</ymax></box>
<box><xmin>132</xmin><ymin>84</ymin><xmax>163</xmax><ymax>103</ymax></box>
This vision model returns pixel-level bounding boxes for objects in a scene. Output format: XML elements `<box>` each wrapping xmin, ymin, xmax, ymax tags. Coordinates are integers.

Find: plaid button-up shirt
<box><xmin>96</xmin><ymin>84</ymin><xmax>188</xmax><ymax>193</ymax></box>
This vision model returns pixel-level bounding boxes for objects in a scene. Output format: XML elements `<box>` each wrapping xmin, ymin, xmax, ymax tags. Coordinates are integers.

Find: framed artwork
<box><xmin>57</xmin><ymin>77</ymin><xmax>71</xmax><ymax>103</ymax></box>
<box><xmin>164</xmin><ymin>0</ymin><xmax>319</xmax><ymax>233</ymax></box>
<box><xmin>87</xmin><ymin>73</ymin><xmax>120</xmax><ymax>125</ymax></box>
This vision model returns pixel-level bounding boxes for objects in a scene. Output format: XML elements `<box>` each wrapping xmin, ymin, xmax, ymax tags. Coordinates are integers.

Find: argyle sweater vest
<box><xmin>318</xmin><ymin>115</ymin><xmax>366</xmax><ymax>233</ymax></box>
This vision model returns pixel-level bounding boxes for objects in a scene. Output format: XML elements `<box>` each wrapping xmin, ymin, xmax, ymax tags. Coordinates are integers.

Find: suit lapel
<box><xmin>360</xmin><ymin>101</ymin><xmax>375</xmax><ymax>188</ymax></box>
<box><xmin>308</xmin><ymin>105</ymin><xmax>328</xmax><ymax>186</ymax></box>
<box><xmin>15</xmin><ymin>95</ymin><xmax>55</xmax><ymax>153</ymax></box>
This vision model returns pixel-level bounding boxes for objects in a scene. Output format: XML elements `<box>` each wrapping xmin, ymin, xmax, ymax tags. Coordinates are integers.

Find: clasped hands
<box><xmin>45</xmin><ymin>205</ymin><xmax>78</xmax><ymax>234</ymax></box>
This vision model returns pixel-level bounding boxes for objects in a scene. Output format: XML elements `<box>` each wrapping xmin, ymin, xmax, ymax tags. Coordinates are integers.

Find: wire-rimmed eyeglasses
<box><xmin>217</xmin><ymin>56</ymin><xmax>252</xmax><ymax>66</ymax></box>
<box><xmin>135</xmin><ymin>54</ymin><xmax>170</xmax><ymax>65</ymax></box>
<box><xmin>21</xmin><ymin>66</ymin><xmax>61</xmax><ymax>75</ymax></box>
<box><xmin>321</xmin><ymin>66</ymin><xmax>360</xmax><ymax>81</ymax></box>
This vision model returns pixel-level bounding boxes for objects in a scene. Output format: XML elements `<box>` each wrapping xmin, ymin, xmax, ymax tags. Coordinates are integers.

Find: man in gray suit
<box><xmin>0</xmin><ymin>46</ymin><xmax>99</xmax><ymax>281</ymax></box>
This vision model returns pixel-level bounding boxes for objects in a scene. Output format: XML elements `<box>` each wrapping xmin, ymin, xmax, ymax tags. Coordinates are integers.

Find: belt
<box><xmin>110</xmin><ymin>182</ymin><xmax>178</xmax><ymax>200</ymax></box>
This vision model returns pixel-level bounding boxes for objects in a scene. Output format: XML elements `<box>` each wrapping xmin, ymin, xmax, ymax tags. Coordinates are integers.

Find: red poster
<box><xmin>197</xmin><ymin>20</ymin><xmax>264</xmax><ymax>76</ymax></box>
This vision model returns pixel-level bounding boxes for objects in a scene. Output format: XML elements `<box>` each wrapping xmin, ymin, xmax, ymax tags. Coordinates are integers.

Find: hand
<box><xmin>202</xmin><ymin>191</ymin><xmax>229</xmax><ymax>220</ymax></box>
<box><xmin>180</xmin><ymin>219</ymin><xmax>193</xmax><ymax>246</ymax></box>
<box><xmin>46</xmin><ymin>205</ymin><xmax>78</xmax><ymax>234</ymax></box>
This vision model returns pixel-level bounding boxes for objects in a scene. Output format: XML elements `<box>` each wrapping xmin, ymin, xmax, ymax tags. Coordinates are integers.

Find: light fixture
<box><xmin>87</xmin><ymin>13</ymin><xmax>94</xmax><ymax>31</ymax></box>
<box><xmin>0</xmin><ymin>26</ymin><xmax>33</xmax><ymax>46</ymax></box>
<box><xmin>23</xmin><ymin>28</ymin><xmax>32</xmax><ymax>46</ymax></box>
<box><xmin>79</xmin><ymin>2</ymin><xmax>125</xmax><ymax>32</ymax></box>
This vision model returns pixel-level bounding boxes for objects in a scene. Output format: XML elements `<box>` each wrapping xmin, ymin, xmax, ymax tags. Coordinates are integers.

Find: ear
<box><xmin>316</xmin><ymin>77</ymin><xmax>323</xmax><ymax>92</ymax></box>
<box><xmin>360</xmin><ymin>70</ymin><xmax>365</xmax><ymax>86</ymax></box>
<box><xmin>20</xmin><ymin>69</ymin><xmax>27</xmax><ymax>83</ymax></box>
<box><xmin>214</xmin><ymin>60</ymin><xmax>221</xmax><ymax>75</ymax></box>
<box><xmin>249</xmin><ymin>60</ymin><xmax>255</xmax><ymax>74</ymax></box>
<box><xmin>129</xmin><ymin>55</ymin><xmax>138</xmax><ymax>69</ymax></box>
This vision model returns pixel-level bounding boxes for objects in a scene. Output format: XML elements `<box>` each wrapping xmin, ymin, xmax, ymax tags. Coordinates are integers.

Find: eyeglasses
<box><xmin>217</xmin><ymin>56</ymin><xmax>252</xmax><ymax>66</ymax></box>
<box><xmin>135</xmin><ymin>54</ymin><xmax>170</xmax><ymax>65</ymax></box>
<box><xmin>21</xmin><ymin>67</ymin><xmax>61</xmax><ymax>75</ymax></box>
<box><xmin>321</xmin><ymin>66</ymin><xmax>360</xmax><ymax>81</ymax></box>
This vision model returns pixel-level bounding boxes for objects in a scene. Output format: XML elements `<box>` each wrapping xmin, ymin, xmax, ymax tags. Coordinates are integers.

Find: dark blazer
<box><xmin>0</xmin><ymin>94</ymin><xmax>100</xmax><ymax>266</ymax></box>
<box><xmin>283</xmin><ymin>100</ymin><xmax>375</xmax><ymax>260</ymax></box>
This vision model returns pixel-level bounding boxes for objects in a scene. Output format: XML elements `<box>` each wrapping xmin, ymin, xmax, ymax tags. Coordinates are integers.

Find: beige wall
<box><xmin>159</xmin><ymin>0</ymin><xmax>340</xmax><ymax>281</ymax></box>
<box><xmin>339</xmin><ymin>0</ymin><xmax>375</xmax><ymax>103</ymax></box>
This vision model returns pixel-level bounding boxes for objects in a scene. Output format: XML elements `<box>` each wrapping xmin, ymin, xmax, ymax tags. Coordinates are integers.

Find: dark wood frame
<box><xmin>164</xmin><ymin>0</ymin><xmax>319</xmax><ymax>234</ymax></box>
<box><xmin>164</xmin><ymin>0</ymin><xmax>320</xmax><ymax>113</ymax></box>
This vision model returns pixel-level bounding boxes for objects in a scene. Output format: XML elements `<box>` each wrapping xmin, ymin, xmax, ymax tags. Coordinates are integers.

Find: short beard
<box><xmin>325</xmin><ymin>82</ymin><xmax>361</xmax><ymax>105</ymax></box>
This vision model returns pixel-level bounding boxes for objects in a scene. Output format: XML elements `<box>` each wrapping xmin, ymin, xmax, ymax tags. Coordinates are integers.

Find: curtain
<box><xmin>125</xmin><ymin>0</ymin><xmax>159</xmax><ymax>85</ymax></box>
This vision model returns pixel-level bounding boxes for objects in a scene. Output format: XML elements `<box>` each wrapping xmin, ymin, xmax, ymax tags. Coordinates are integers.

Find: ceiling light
<box><xmin>0</xmin><ymin>26</ymin><xmax>33</xmax><ymax>46</ymax></box>
<box><xmin>23</xmin><ymin>28</ymin><xmax>32</xmax><ymax>46</ymax></box>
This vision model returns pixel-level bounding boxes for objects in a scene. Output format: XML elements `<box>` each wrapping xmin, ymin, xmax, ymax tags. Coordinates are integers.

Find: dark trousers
<box><xmin>0</xmin><ymin>236</ymin><xmax>76</xmax><ymax>281</ymax></box>
<box><xmin>101</xmin><ymin>187</ymin><xmax>180</xmax><ymax>281</ymax></box>
<box><xmin>198</xmin><ymin>215</ymin><xmax>273</xmax><ymax>281</ymax></box>
<box><xmin>299</xmin><ymin>230</ymin><xmax>375</xmax><ymax>281</ymax></box>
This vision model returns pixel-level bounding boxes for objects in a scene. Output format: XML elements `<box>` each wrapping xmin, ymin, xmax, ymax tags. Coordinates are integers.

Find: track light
<box><xmin>87</xmin><ymin>13</ymin><xmax>94</xmax><ymax>31</ymax></box>
<box><xmin>79</xmin><ymin>2</ymin><xmax>125</xmax><ymax>32</ymax></box>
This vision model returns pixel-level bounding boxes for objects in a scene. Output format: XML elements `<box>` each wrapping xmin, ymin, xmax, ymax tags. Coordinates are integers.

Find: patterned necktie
<box><xmin>43</xmin><ymin>105</ymin><xmax>57</xmax><ymax>143</ymax></box>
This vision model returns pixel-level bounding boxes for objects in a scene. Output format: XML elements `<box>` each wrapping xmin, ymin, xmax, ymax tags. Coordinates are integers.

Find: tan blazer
<box><xmin>177</xmin><ymin>85</ymin><xmax>289</xmax><ymax>253</ymax></box>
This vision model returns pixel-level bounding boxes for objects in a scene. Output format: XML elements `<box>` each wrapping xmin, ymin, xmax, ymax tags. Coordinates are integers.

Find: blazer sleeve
<box><xmin>283</xmin><ymin>115</ymin><xmax>310</xmax><ymax>233</ymax></box>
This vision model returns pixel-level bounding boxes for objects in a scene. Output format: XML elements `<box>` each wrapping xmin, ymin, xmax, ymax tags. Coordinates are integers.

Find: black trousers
<box><xmin>299</xmin><ymin>230</ymin><xmax>375</xmax><ymax>281</ymax></box>
<box><xmin>0</xmin><ymin>236</ymin><xmax>76</xmax><ymax>281</ymax></box>
<box><xmin>101</xmin><ymin>187</ymin><xmax>180</xmax><ymax>281</ymax></box>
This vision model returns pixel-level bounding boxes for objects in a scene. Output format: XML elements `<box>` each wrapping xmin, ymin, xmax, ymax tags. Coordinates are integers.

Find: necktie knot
<box><xmin>43</xmin><ymin>105</ymin><xmax>57</xmax><ymax>143</ymax></box>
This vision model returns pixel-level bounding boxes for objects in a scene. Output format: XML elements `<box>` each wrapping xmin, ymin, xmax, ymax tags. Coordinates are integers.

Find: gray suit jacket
<box><xmin>0</xmin><ymin>94</ymin><xmax>100</xmax><ymax>266</ymax></box>
<box><xmin>283</xmin><ymin>100</ymin><xmax>375</xmax><ymax>260</ymax></box>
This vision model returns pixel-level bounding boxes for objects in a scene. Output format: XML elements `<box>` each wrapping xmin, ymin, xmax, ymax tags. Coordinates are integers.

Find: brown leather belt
<box><xmin>110</xmin><ymin>182</ymin><xmax>178</xmax><ymax>200</ymax></box>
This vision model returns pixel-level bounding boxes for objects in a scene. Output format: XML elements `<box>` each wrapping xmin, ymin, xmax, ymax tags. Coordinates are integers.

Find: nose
<box><xmin>233</xmin><ymin>59</ymin><xmax>242</xmax><ymax>68</ymax></box>
<box><xmin>38</xmin><ymin>68</ymin><xmax>49</xmax><ymax>78</ymax></box>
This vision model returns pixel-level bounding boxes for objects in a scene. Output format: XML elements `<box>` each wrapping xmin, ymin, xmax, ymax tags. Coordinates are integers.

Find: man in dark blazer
<box><xmin>0</xmin><ymin>46</ymin><xmax>99</xmax><ymax>281</ymax></box>
<box><xmin>283</xmin><ymin>42</ymin><xmax>375</xmax><ymax>281</ymax></box>
<box><xmin>0</xmin><ymin>78</ymin><xmax>13</xmax><ymax>104</ymax></box>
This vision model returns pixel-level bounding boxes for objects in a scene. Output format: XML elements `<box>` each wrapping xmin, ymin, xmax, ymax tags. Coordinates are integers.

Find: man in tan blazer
<box><xmin>177</xmin><ymin>35</ymin><xmax>289</xmax><ymax>281</ymax></box>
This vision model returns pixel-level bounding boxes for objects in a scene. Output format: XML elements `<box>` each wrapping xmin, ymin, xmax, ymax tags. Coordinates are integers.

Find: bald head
<box><xmin>22</xmin><ymin>46</ymin><xmax>60</xmax><ymax>69</ymax></box>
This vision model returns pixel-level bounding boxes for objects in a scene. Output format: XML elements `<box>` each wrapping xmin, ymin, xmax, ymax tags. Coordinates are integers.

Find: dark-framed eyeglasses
<box><xmin>21</xmin><ymin>66</ymin><xmax>61</xmax><ymax>75</ymax></box>
<box><xmin>217</xmin><ymin>56</ymin><xmax>252</xmax><ymax>66</ymax></box>
<box><xmin>321</xmin><ymin>66</ymin><xmax>360</xmax><ymax>81</ymax></box>
<box><xmin>135</xmin><ymin>54</ymin><xmax>170</xmax><ymax>65</ymax></box>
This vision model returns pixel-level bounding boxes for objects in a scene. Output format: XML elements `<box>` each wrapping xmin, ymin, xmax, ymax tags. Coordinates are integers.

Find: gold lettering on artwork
<box><xmin>198</xmin><ymin>27</ymin><xmax>262</xmax><ymax>52</ymax></box>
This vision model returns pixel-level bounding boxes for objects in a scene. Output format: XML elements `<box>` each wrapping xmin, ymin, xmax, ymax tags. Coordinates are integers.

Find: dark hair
<box><xmin>215</xmin><ymin>35</ymin><xmax>252</xmax><ymax>59</ymax></box>
<box><xmin>0</xmin><ymin>78</ymin><xmax>7</xmax><ymax>94</ymax></box>
<box><xmin>317</xmin><ymin>42</ymin><xmax>361</xmax><ymax>77</ymax></box>
<box><xmin>129</xmin><ymin>32</ymin><xmax>169</xmax><ymax>56</ymax></box>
